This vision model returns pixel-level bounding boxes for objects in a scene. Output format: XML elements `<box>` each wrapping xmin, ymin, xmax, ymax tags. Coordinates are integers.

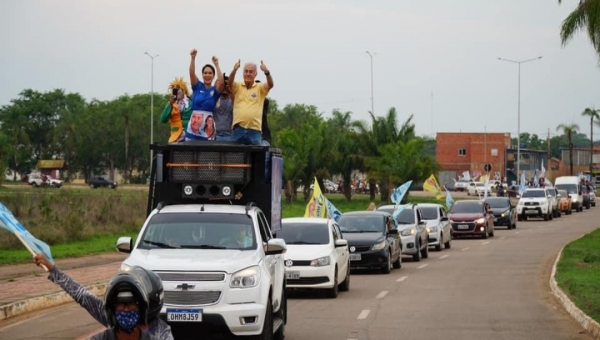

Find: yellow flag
<box><xmin>423</xmin><ymin>174</ymin><xmax>444</xmax><ymax>199</ymax></box>
<box><xmin>304</xmin><ymin>177</ymin><xmax>328</xmax><ymax>218</ymax></box>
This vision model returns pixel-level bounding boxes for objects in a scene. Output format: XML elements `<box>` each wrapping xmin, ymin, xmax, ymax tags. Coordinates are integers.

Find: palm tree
<box><xmin>559</xmin><ymin>0</ymin><xmax>600</xmax><ymax>59</ymax></box>
<box><xmin>557</xmin><ymin>123</ymin><xmax>580</xmax><ymax>175</ymax></box>
<box><xmin>581</xmin><ymin>107</ymin><xmax>599</xmax><ymax>172</ymax></box>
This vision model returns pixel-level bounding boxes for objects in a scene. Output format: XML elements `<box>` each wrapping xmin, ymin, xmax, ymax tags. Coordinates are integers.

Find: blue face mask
<box><xmin>115</xmin><ymin>310</ymin><xmax>140</xmax><ymax>332</ymax></box>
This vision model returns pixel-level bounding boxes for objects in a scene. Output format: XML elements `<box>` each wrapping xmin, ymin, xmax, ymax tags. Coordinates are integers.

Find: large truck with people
<box><xmin>116</xmin><ymin>141</ymin><xmax>287</xmax><ymax>340</ymax></box>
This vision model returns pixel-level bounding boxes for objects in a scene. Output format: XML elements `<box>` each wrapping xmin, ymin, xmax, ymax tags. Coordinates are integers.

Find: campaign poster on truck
<box><xmin>271</xmin><ymin>155</ymin><xmax>283</xmax><ymax>233</ymax></box>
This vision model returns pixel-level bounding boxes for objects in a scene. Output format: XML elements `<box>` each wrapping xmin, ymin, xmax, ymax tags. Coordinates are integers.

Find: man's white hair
<box><xmin>244</xmin><ymin>62</ymin><xmax>257</xmax><ymax>71</ymax></box>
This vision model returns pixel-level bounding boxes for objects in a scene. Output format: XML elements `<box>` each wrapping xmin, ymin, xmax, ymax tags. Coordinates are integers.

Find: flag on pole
<box><xmin>540</xmin><ymin>162</ymin><xmax>546</xmax><ymax>179</ymax></box>
<box><xmin>444</xmin><ymin>187</ymin><xmax>454</xmax><ymax>209</ymax></box>
<box><xmin>423</xmin><ymin>174</ymin><xmax>444</xmax><ymax>199</ymax></box>
<box><xmin>304</xmin><ymin>177</ymin><xmax>327</xmax><ymax>218</ymax></box>
<box><xmin>519</xmin><ymin>171</ymin><xmax>527</xmax><ymax>195</ymax></box>
<box><xmin>0</xmin><ymin>202</ymin><xmax>54</xmax><ymax>265</ymax></box>
<box><xmin>325</xmin><ymin>197</ymin><xmax>342</xmax><ymax>222</ymax></box>
<box><xmin>391</xmin><ymin>180</ymin><xmax>413</xmax><ymax>220</ymax></box>
<box><xmin>483</xmin><ymin>174</ymin><xmax>490</xmax><ymax>200</ymax></box>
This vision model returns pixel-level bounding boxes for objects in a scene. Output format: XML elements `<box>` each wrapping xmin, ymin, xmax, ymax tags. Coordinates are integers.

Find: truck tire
<box><xmin>251</xmin><ymin>298</ymin><xmax>273</xmax><ymax>340</ymax></box>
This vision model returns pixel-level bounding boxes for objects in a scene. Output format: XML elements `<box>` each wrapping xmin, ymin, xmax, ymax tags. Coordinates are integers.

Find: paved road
<box><xmin>1</xmin><ymin>205</ymin><xmax>598</xmax><ymax>340</ymax></box>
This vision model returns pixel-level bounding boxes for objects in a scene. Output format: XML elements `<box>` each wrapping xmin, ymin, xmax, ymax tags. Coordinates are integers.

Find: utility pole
<box><xmin>145</xmin><ymin>52</ymin><xmax>159</xmax><ymax>170</ymax></box>
<box><xmin>366</xmin><ymin>51</ymin><xmax>376</xmax><ymax>116</ymax></box>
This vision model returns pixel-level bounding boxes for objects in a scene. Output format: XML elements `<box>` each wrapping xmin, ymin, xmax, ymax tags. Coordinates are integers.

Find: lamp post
<box><xmin>366</xmin><ymin>51</ymin><xmax>376</xmax><ymax>116</ymax></box>
<box><xmin>145</xmin><ymin>52</ymin><xmax>159</xmax><ymax>169</ymax></box>
<box><xmin>497</xmin><ymin>56</ymin><xmax>542</xmax><ymax>182</ymax></box>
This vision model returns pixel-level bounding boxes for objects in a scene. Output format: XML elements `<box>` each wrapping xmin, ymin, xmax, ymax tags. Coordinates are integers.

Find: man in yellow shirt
<box><xmin>228</xmin><ymin>60</ymin><xmax>274</xmax><ymax>145</ymax></box>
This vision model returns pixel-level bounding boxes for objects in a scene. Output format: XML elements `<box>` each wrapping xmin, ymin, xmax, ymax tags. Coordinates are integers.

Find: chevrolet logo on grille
<box><xmin>175</xmin><ymin>283</ymin><xmax>195</xmax><ymax>290</ymax></box>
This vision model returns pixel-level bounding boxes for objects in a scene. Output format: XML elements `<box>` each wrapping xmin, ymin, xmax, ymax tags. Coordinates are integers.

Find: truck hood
<box><xmin>124</xmin><ymin>248</ymin><xmax>262</xmax><ymax>274</ymax></box>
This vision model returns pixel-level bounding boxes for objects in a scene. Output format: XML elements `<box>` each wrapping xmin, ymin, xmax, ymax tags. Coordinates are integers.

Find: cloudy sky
<box><xmin>2</xmin><ymin>0</ymin><xmax>599</xmax><ymax>139</ymax></box>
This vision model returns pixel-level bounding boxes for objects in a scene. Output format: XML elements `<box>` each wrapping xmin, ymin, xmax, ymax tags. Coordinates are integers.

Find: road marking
<box><xmin>396</xmin><ymin>275</ymin><xmax>408</xmax><ymax>282</ymax></box>
<box><xmin>440</xmin><ymin>254</ymin><xmax>449</xmax><ymax>259</ymax></box>
<box><xmin>481</xmin><ymin>241</ymin><xmax>490</xmax><ymax>245</ymax></box>
<box><xmin>461</xmin><ymin>247</ymin><xmax>470</xmax><ymax>251</ymax></box>
<box><xmin>376</xmin><ymin>291</ymin><xmax>389</xmax><ymax>299</ymax></box>
<box><xmin>417</xmin><ymin>263</ymin><xmax>428</xmax><ymax>269</ymax></box>
<box><xmin>357</xmin><ymin>309</ymin><xmax>370</xmax><ymax>320</ymax></box>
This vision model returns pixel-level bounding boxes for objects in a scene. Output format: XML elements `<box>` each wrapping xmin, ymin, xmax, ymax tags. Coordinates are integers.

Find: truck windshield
<box><xmin>556</xmin><ymin>184</ymin><xmax>577</xmax><ymax>194</ymax></box>
<box><xmin>522</xmin><ymin>190</ymin><xmax>545</xmax><ymax>198</ymax></box>
<box><xmin>277</xmin><ymin>222</ymin><xmax>330</xmax><ymax>245</ymax></box>
<box><xmin>138</xmin><ymin>213</ymin><xmax>256</xmax><ymax>250</ymax></box>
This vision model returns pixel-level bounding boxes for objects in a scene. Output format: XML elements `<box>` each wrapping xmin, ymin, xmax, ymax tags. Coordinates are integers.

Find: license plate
<box><xmin>166</xmin><ymin>308</ymin><xmax>202</xmax><ymax>322</ymax></box>
<box><xmin>286</xmin><ymin>271</ymin><xmax>300</xmax><ymax>279</ymax></box>
<box><xmin>457</xmin><ymin>224</ymin><xmax>469</xmax><ymax>230</ymax></box>
<box><xmin>350</xmin><ymin>254</ymin><xmax>361</xmax><ymax>261</ymax></box>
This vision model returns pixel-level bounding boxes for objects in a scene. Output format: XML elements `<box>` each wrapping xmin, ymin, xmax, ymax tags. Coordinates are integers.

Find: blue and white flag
<box><xmin>519</xmin><ymin>171</ymin><xmax>527</xmax><ymax>195</ymax></box>
<box><xmin>325</xmin><ymin>197</ymin><xmax>342</xmax><ymax>222</ymax></box>
<box><xmin>533</xmin><ymin>169</ymin><xmax>539</xmax><ymax>188</ymax></box>
<box><xmin>0</xmin><ymin>202</ymin><xmax>54</xmax><ymax>263</ymax></box>
<box><xmin>393</xmin><ymin>204</ymin><xmax>410</xmax><ymax>221</ymax></box>
<box><xmin>391</xmin><ymin>180</ymin><xmax>413</xmax><ymax>220</ymax></box>
<box><xmin>444</xmin><ymin>187</ymin><xmax>454</xmax><ymax>209</ymax></box>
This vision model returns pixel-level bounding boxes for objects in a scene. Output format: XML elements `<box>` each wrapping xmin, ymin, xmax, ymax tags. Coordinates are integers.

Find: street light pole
<box><xmin>366</xmin><ymin>51</ymin><xmax>375</xmax><ymax>116</ymax></box>
<box><xmin>497</xmin><ymin>56</ymin><xmax>542</xmax><ymax>183</ymax></box>
<box><xmin>145</xmin><ymin>52</ymin><xmax>159</xmax><ymax>169</ymax></box>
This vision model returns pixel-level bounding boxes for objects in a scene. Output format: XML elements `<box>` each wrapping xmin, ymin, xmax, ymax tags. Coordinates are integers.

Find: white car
<box><xmin>467</xmin><ymin>182</ymin><xmax>491</xmax><ymax>196</ymax></box>
<box><xmin>278</xmin><ymin>217</ymin><xmax>350</xmax><ymax>298</ymax></box>
<box><xmin>453</xmin><ymin>178</ymin><xmax>472</xmax><ymax>192</ymax></box>
<box><xmin>417</xmin><ymin>203</ymin><xmax>452</xmax><ymax>251</ymax></box>
<box><xmin>117</xmin><ymin>204</ymin><xmax>287</xmax><ymax>339</ymax></box>
<box><xmin>517</xmin><ymin>188</ymin><xmax>553</xmax><ymax>221</ymax></box>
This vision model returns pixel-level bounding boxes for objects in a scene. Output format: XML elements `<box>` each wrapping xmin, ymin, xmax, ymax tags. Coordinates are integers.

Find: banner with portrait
<box><xmin>185</xmin><ymin>110</ymin><xmax>216</xmax><ymax>140</ymax></box>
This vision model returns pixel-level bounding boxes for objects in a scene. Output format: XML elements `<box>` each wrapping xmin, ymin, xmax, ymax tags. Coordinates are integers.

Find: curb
<box><xmin>550</xmin><ymin>236</ymin><xmax>600</xmax><ymax>339</ymax></box>
<box><xmin>0</xmin><ymin>283</ymin><xmax>107</xmax><ymax>321</ymax></box>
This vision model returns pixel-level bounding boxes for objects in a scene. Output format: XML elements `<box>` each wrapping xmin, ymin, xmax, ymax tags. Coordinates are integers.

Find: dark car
<box><xmin>88</xmin><ymin>176</ymin><xmax>117</xmax><ymax>189</ymax></box>
<box><xmin>337</xmin><ymin>211</ymin><xmax>402</xmax><ymax>274</ymax></box>
<box><xmin>484</xmin><ymin>197</ymin><xmax>517</xmax><ymax>229</ymax></box>
<box><xmin>448</xmin><ymin>200</ymin><xmax>495</xmax><ymax>239</ymax></box>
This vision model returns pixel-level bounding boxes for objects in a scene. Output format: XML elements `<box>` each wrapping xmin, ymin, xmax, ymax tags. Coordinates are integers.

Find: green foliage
<box><xmin>555</xmin><ymin>227</ymin><xmax>600</xmax><ymax>323</ymax></box>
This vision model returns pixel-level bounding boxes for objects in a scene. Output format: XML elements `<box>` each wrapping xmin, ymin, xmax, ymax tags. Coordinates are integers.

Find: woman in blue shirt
<box><xmin>186</xmin><ymin>49</ymin><xmax>224</xmax><ymax>140</ymax></box>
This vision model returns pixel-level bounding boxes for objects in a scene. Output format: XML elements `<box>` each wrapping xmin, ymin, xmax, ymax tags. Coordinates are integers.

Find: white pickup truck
<box><xmin>117</xmin><ymin>142</ymin><xmax>287</xmax><ymax>340</ymax></box>
<box><xmin>27</xmin><ymin>174</ymin><xmax>62</xmax><ymax>188</ymax></box>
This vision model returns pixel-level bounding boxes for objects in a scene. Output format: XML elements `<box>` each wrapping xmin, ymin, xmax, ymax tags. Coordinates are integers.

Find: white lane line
<box><xmin>376</xmin><ymin>291</ymin><xmax>389</xmax><ymax>299</ymax></box>
<box><xmin>461</xmin><ymin>247</ymin><xmax>470</xmax><ymax>251</ymax></box>
<box><xmin>417</xmin><ymin>263</ymin><xmax>429</xmax><ymax>269</ymax></box>
<box><xmin>481</xmin><ymin>241</ymin><xmax>490</xmax><ymax>245</ymax></box>
<box><xmin>396</xmin><ymin>275</ymin><xmax>408</xmax><ymax>282</ymax></box>
<box><xmin>440</xmin><ymin>254</ymin><xmax>450</xmax><ymax>259</ymax></box>
<box><xmin>357</xmin><ymin>309</ymin><xmax>371</xmax><ymax>320</ymax></box>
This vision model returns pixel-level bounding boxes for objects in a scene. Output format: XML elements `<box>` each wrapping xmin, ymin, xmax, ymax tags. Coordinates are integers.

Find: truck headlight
<box><xmin>371</xmin><ymin>240</ymin><xmax>386</xmax><ymax>250</ymax></box>
<box><xmin>120</xmin><ymin>263</ymin><xmax>132</xmax><ymax>272</ymax></box>
<box><xmin>310</xmin><ymin>256</ymin><xmax>330</xmax><ymax>266</ymax></box>
<box><xmin>401</xmin><ymin>228</ymin><xmax>416</xmax><ymax>236</ymax></box>
<box><xmin>230</xmin><ymin>266</ymin><xmax>261</xmax><ymax>288</ymax></box>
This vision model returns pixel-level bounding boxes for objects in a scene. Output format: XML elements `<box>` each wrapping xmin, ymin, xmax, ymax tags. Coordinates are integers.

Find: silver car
<box><xmin>377</xmin><ymin>204</ymin><xmax>429</xmax><ymax>261</ymax></box>
<box><xmin>417</xmin><ymin>203</ymin><xmax>452</xmax><ymax>251</ymax></box>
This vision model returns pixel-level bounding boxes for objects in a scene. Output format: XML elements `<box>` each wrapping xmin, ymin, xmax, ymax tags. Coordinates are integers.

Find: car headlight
<box><xmin>401</xmin><ymin>228</ymin><xmax>416</xmax><ymax>236</ymax></box>
<box><xmin>428</xmin><ymin>226</ymin><xmax>438</xmax><ymax>233</ymax></box>
<box><xmin>518</xmin><ymin>201</ymin><xmax>524</xmax><ymax>206</ymax></box>
<box><xmin>230</xmin><ymin>266</ymin><xmax>261</xmax><ymax>288</ymax></box>
<box><xmin>120</xmin><ymin>263</ymin><xmax>132</xmax><ymax>272</ymax></box>
<box><xmin>475</xmin><ymin>218</ymin><xmax>485</xmax><ymax>224</ymax></box>
<box><xmin>371</xmin><ymin>240</ymin><xmax>386</xmax><ymax>250</ymax></box>
<box><xmin>310</xmin><ymin>256</ymin><xmax>331</xmax><ymax>266</ymax></box>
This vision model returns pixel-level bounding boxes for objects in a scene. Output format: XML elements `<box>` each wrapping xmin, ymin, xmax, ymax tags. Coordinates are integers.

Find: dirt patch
<box><xmin>0</xmin><ymin>252</ymin><xmax>128</xmax><ymax>281</ymax></box>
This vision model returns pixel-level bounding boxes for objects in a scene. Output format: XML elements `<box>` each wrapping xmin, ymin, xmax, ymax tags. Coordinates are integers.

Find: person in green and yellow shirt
<box><xmin>159</xmin><ymin>77</ymin><xmax>192</xmax><ymax>143</ymax></box>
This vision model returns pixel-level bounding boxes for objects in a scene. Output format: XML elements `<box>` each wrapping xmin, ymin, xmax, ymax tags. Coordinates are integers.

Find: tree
<box><xmin>581</xmin><ymin>107</ymin><xmax>599</xmax><ymax>172</ymax></box>
<box><xmin>559</xmin><ymin>0</ymin><xmax>600</xmax><ymax>61</ymax></box>
<box><xmin>557</xmin><ymin>123</ymin><xmax>580</xmax><ymax>175</ymax></box>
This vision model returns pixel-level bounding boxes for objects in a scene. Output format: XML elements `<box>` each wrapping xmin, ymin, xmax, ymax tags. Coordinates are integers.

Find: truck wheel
<box><xmin>274</xmin><ymin>290</ymin><xmax>286</xmax><ymax>340</ymax></box>
<box><xmin>252</xmin><ymin>298</ymin><xmax>273</xmax><ymax>340</ymax></box>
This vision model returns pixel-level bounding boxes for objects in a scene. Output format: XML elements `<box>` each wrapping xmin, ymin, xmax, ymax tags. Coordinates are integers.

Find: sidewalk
<box><xmin>0</xmin><ymin>253</ymin><xmax>128</xmax><ymax>321</ymax></box>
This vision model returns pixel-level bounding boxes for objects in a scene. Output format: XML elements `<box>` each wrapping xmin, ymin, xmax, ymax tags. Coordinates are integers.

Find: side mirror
<box><xmin>335</xmin><ymin>239</ymin><xmax>348</xmax><ymax>247</ymax></box>
<box><xmin>387</xmin><ymin>229</ymin><xmax>399</xmax><ymax>235</ymax></box>
<box><xmin>116</xmin><ymin>236</ymin><xmax>133</xmax><ymax>254</ymax></box>
<box><xmin>265</xmin><ymin>238</ymin><xmax>287</xmax><ymax>255</ymax></box>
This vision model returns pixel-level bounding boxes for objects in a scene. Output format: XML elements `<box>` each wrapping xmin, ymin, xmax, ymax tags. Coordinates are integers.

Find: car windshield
<box><xmin>338</xmin><ymin>215</ymin><xmax>384</xmax><ymax>233</ymax></box>
<box><xmin>522</xmin><ymin>190</ymin><xmax>545</xmax><ymax>198</ymax></box>
<box><xmin>556</xmin><ymin>184</ymin><xmax>577</xmax><ymax>194</ymax></box>
<box><xmin>137</xmin><ymin>213</ymin><xmax>256</xmax><ymax>250</ymax></box>
<box><xmin>450</xmin><ymin>202</ymin><xmax>482</xmax><ymax>214</ymax></box>
<box><xmin>420</xmin><ymin>207</ymin><xmax>439</xmax><ymax>220</ymax></box>
<box><xmin>277</xmin><ymin>222</ymin><xmax>330</xmax><ymax>245</ymax></box>
<box><xmin>485</xmin><ymin>199</ymin><xmax>509</xmax><ymax>209</ymax></box>
<box><xmin>378</xmin><ymin>207</ymin><xmax>415</xmax><ymax>224</ymax></box>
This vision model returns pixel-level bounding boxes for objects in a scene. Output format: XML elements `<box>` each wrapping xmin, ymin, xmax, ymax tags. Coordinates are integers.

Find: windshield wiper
<box><xmin>181</xmin><ymin>244</ymin><xmax>226</xmax><ymax>249</ymax></box>
<box><xmin>142</xmin><ymin>240</ymin><xmax>177</xmax><ymax>249</ymax></box>
<box><xmin>285</xmin><ymin>241</ymin><xmax>320</xmax><ymax>245</ymax></box>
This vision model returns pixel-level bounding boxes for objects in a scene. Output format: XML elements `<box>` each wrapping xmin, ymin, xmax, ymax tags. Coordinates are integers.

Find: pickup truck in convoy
<box><xmin>27</xmin><ymin>173</ymin><xmax>63</xmax><ymax>188</ymax></box>
<box><xmin>116</xmin><ymin>142</ymin><xmax>287</xmax><ymax>340</ymax></box>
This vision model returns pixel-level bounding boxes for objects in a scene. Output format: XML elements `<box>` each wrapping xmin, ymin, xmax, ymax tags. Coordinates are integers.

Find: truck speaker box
<box><xmin>181</xmin><ymin>183</ymin><xmax>234</xmax><ymax>199</ymax></box>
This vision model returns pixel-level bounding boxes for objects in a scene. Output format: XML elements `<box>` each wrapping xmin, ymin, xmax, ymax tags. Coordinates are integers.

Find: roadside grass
<box><xmin>555</xmin><ymin>228</ymin><xmax>600</xmax><ymax>323</ymax></box>
<box><xmin>0</xmin><ymin>188</ymin><xmax>451</xmax><ymax>265</ymax></box>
